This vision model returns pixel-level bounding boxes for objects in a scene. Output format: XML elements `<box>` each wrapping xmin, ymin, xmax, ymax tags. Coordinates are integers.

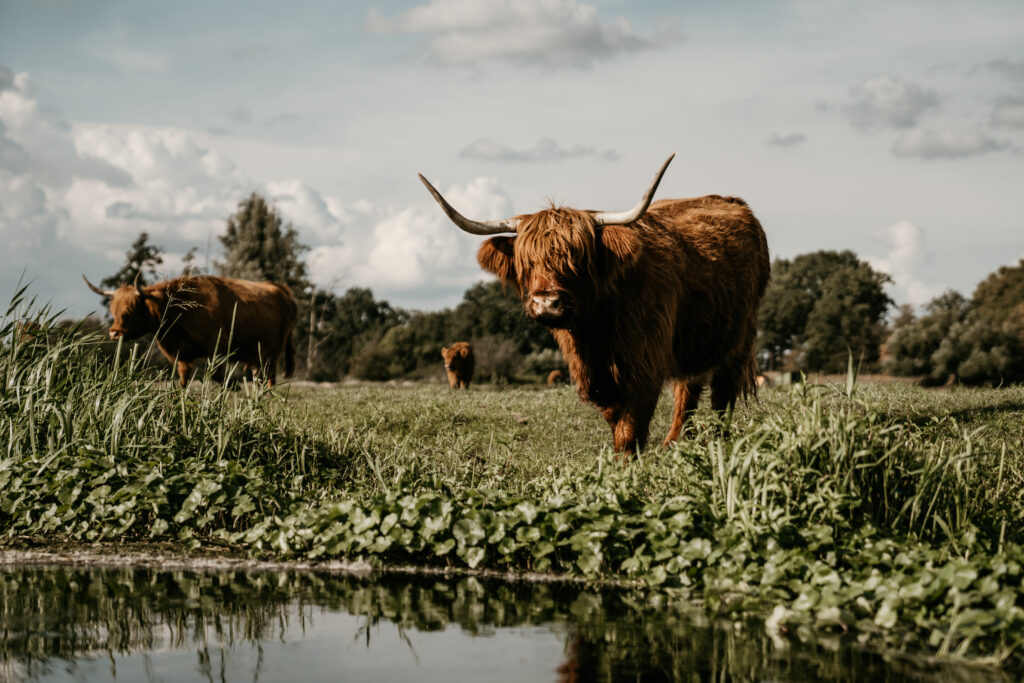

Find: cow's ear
<box><xmin>441</xmin><ymin>346</ymin><xmax>449</xmax><ymax>356</ymax></box>
<box><xmin>600</xmin><ymin>226</ymin><xmax>642</xmax><ymax>277</ymax></box>
<box><xmin>478</xmin><ymin>236</ymin><xmax>516</xmax><ymax>285</ymax></box>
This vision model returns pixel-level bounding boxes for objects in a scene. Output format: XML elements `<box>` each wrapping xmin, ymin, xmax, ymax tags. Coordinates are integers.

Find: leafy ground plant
<box><xmin>2</xmin><ymin>301</ymin><xmax>1024</xmax><ymax>669</ymax></box>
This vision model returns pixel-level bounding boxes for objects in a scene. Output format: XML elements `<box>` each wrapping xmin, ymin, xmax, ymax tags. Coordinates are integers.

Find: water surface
<box><xmin>0</xmin><ymin>565</ymin><xmax>1013</xmax><ymax>682</ymax></box>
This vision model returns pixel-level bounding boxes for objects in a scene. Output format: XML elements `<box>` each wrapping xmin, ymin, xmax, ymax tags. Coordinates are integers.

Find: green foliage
<box><xmin>520</xmin><ymin>348</ymin><xmax>565</xmax><ymax>375</ymax></box>
<box><xmin>933</xmin><ymin>317</ymin><xmax>1024</xmax><ymax>385</ymax></box>
<box><xmin>471</xmin><ymin>334</ymin><xmax>519</xmax><ymax>383</ymax></box>
<box><xmin>304</xmin><ymin>287</ymin><xmax>406</xmax><ymax>380</ymax></box>
<box><xmin>449</xmin><ymin>281</ymin><xmax>555</xmax><ymax>355</ymax></box>
<box><xmin>216</xmin><ymin>192</ymin><xmax>309</xmax><ymax>293</ymax></box>
<box><xmin>972</xmin><ymin>258</ymin><xmax>1024</xmax><ymax>343</ymax></box>
<box><xmin>885</xmin><ymin>291</ymin><xmax>969</xmax><ymax>379</ymax></box>
<box><xmin>759</xmin><ymin>251</ymin><xmax>892</xmax><ymax>372</ymax></box>
<box><xmin>314</xmin><ymin>280</ymin><xmax>557</xmax><ymax>382</ymax></box>
<box><xmin>100</xmin><ymin>231</ymin><xmax>165</xmax><ymax>290</ymax></box>
<box><xmin>885</xmin><ymin>261</ymin><xmax>1024</xmax><ymax>385</ymax></box>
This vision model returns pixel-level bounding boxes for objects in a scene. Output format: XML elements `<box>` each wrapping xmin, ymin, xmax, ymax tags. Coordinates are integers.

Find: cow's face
<box><xmin>441</xmin><ymin>344</ymin><xmax>470</xmax><ymax>372</ymax></box>
<box><xmin>107</xmin><ymin>287</ymin><xmax>155</xmax><ymax>340</ymax></box>
<box><xmin>477</xmin><ymin>209</ymin><xmax>642</xmax><ymax>328</ymax></box>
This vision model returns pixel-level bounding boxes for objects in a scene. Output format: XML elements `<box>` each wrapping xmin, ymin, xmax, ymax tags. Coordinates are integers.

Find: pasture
<box><xmin>3</xmin><ymin>310</ymin><xmax>1024</xmax><ymax>669</ymax></box>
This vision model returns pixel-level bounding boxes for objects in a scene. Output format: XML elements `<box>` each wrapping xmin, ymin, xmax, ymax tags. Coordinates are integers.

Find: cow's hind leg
<box><xmin>710</xmin><ymin>374</ymin><xmax>739</xmax><ymax>413</ymax></box>
<box><xmin>265</xmin><ymin>354</ymin><xmax>278</xmax><ymax>386</ymax></box>
<box><xmin>710</xmin><ymin>363</ymin><xmax>750</xmax><ymax>435</ymax></box>
<box><xmin>663</xmin><ymin>380</ymin><xmax>703</xmax><ymax>446</ymax></box>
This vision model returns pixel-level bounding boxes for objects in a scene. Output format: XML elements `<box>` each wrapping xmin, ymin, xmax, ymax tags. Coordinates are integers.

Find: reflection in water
<box><xmin>0</xmin><ymin>566</ymin><xmax>1015</xmax><ymax>682</ymax></box>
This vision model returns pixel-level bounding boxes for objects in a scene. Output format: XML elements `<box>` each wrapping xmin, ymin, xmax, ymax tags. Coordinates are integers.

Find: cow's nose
<box><xmin>530</xmin><ymin>293</ymin><xmax>563</xmax><ymax>317</ymax></box>
<box><xmin>109</xmin><ymin>329</ymin><xmax>123</xmax><ymax>340</ymax></box>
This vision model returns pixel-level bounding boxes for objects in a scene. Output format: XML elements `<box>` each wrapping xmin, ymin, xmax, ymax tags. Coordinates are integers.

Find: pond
<box><xmin>0</xmin><ymin>564</ymin><xmax>1014</xmax><ymax>682</ymax></box>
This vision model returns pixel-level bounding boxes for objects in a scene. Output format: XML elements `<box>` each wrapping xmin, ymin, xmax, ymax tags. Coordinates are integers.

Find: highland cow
<box><xmin>441</xmin><ymin>342</ymin><xmax>474</xmax><ymax>389</ymax></box>
<box><xmin>420</xmin><ymin>155</ymin><xmax>770</xmax><ymax>453</ymax></box>
<box><xmin>84</xmin><ymin>274</ymin><xmax>297</xmax><ymax>387</ymax></box>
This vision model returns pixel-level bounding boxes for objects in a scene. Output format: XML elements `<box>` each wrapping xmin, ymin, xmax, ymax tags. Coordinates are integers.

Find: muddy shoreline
<box><xmin>0</xmin><ymin>541</ymin><xmax>643</xmax><ymax>588</ymax></box>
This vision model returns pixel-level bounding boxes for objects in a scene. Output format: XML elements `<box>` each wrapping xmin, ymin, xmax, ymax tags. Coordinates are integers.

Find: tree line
<box><xmin>92</xmin><ymin>192</ymin><xmax>1024</xmax><ymax>386</ymax></box>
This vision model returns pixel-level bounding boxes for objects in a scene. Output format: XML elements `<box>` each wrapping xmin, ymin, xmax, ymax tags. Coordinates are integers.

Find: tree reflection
<box><xmin>0</xmin><ymin>567</ymin><xmax>1013</xmax><ymax>683</ymax></box>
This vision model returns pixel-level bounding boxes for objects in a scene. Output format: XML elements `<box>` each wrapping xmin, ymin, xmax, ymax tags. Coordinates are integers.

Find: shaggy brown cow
<box><xmin>84</xmin><ymin>274</ymin><xmax>297</xmax><ymax>387</ymax></box>
<box><xmin>441</xmin><ymin>341</ymin><xmax>474</xmax><ymax>389</ymax></box>
<box><xmin>547</xmin><ymin>369</ymin><xmax>564</xmax><ymax>386</ymax></box>
<box><xmin>420</xmin><ymin>155</ymin><xmax>770</xmax><ymax>453</ymax></box>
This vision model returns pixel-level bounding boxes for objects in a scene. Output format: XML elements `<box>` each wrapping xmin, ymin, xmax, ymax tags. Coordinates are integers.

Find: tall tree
<box><xmin>971</xmin><ymin>258</ymin><xmax>1024</xmax><ymax>344</ymax></box>
<box><xmin>450</xmin><ymin>280</ymin><xmax>557</xmax><ymax>354</ymax></box>
<box><xmin>305</xmin><ymin>287</ymin><xmax>406</xmax><ymax>380</ymax></box>
<box><xmin>758</xmin><ymin>250</ymin><xmax>892</xmax><ymax>372</ymax></box>
<box><xmin>217</xmin><ymin>192</ymin><xmax>309</xmax><ymax>293</ymax></box>
<box><xmin>101</xmin><ymin>232</ymin><xmax>164</xmax><ymax>290</ymax></box>
<box><xmin>884</xmin><ymin>291</ymin><xmax>969</xmax><ymax>379</ymax></box>
<box><xmin>885</xmin><ymin>261</ymin><xmax>1024</xmax><ymax>385</ymax></box>
<box><xmin>95</xmin><ymin>232</ymin><xmax>165</xmax><ymax>314</ymax></box>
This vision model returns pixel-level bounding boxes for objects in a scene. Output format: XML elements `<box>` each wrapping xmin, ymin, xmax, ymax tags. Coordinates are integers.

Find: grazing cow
<box><xmin>420</xmin><ymin>155</ymin><xmax>770</xmax><ymax>453</ymax></box>
<box><xmin>547</xmin><ymin>369</ymin><xmax>564</xmax><ymax>386</ymax></box>
<box><xmin>441</xmin><ymin>342</ymin><xmax>474</xmax><ymax>389</ymax></box>
<box><xmin>83</xmin><ymin>274</ymin><xmax>298</xmax><ymax>387</ymax></box>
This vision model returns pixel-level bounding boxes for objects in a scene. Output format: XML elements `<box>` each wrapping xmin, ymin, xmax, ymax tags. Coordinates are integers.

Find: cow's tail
<box><xmin>274</xmin><ymin>281</ymin><xmax>298</xmax><ymax>378</ymax></box>
<box><xmin>284</xmin><ymin>328</ymin><xmax>296</xmax><ymax>378</ymax></box>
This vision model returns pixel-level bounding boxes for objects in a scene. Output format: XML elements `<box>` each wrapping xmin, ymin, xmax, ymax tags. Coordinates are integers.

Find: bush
<box><xmin>520</xmin><ymin>348</ymin><xmax>565</xmax><ymax>376</ymax></box>
<box><xmin>472</xmin><ymin>335</ymin><xmax>520</xmax><ymax>384</ymax></box>
<box><xmin>349</xmin><ymin>336</ymin><xmax>398</xmax><ymax>381</ymax></box>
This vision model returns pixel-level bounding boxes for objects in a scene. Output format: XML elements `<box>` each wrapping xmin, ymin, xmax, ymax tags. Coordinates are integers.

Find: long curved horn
<box><xmin>82</xmin><ymin>274</ymin><xmax>116</xmax><ymax>297</ymax></box>
<box><xmin>418</xmin><ymin>173</ymin><xmax>519</xmax><ymax>235</ymax></box>
<box><xmin>133</xmin><ymin>271</ymin><xmax>146</xmax><ymax>298</ymax></box>
<box><xmin>592</xmin><ymin>154</ymin><xmax>675</xmax><ymax>227</ymax></box>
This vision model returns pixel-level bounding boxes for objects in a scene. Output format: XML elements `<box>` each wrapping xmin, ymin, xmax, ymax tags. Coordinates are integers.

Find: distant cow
<box><xmin>547</xmin><ymin>369</ymin><xmax>564</xmax><ymax>386</ymax></box>
<box><xmin>441</xmin><ymin>342</ymin><xmax>474</xmax><ymax>389</ymax></box>
<box><xmin>84</xmin><ymin>274</ymin><xmax>297</xmax><ymax>387</ymax></box>
<box><xmin>420</xmin><ymin>155</ymin><xmax>770</xmax><ymax>453</ymax></box>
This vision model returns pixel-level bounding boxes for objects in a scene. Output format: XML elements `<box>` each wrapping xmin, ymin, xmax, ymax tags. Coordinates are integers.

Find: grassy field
<box><xmin>4</xmin><ymin>305</ymin><xmax>1024</xmax><ymax>667</ymax></box>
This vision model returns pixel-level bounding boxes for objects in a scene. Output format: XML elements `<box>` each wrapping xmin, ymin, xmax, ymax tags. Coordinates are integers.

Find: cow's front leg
<box><xmin>601</xmin><ymin>395</ymin><xmax>659</xmax><ymax>456</ymax></box>
<box><xmin>176</xmin><ymin>360</ymin><xmax>195</xmax><ymax>388</ymax></box>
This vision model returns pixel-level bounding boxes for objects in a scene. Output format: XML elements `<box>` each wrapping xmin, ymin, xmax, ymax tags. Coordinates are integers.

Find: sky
<box><xmin>1</xmin><ymin>0</ymin><xmax>1022</xmax><ymax>320</ymax></box>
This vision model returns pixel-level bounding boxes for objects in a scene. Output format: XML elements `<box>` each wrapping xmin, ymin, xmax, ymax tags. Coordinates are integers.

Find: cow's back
<box><xmin>167</xmin><ymin>276</ymin><xmax>297</xmax><ymax>362</ymax></box>
<box><xmin>641</xmin><ymin>196</ymin><xmax>769</xmax><ymax>378</ymax></box>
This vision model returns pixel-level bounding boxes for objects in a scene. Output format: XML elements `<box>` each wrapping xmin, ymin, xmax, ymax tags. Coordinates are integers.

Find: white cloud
<box><xmin>982</xmin><ymin>58</ymin><xmax>1024</xmax><ymax>83</ymax></box>
<box><xmin>844</xmin><ymin>75</ymin><xmax>940</xmax><ymax>130</ymax></box>
<box><xmin>0</xmin><ymin>69</ymin><xmax>130</xmax><ymax>190</ymax></box>
<box><xmin>460</xmin><ymin>137</ymin><xmax>620</xmax><ymax>162</ymax></box>
<box><xmin>867</xmin><ymin>220</ymin><xmax>940</xmax><ymax>307</ymax></box>
<box><xmin>366</xmin><ymin>0</ymin><xmax>680</xmax><ymax>69</ymax></box>
<box><xmin>266</xmin><ymin>178</ymin><xmax>358</xmax><ymax>244</ymax></box>
<box><xmin>890</xmin><ymin>127</ymin><xmax>1011</xmax><ymax>160</ymax></box>
<box><xmin>0</xmin><ymin>172</ymin><xmax>64</xmax><ymax>250</ymax></box>
<box><xmin>992</xmin><ymin>98</ymin><xmax>1024</xmax><ymax>128</ymax></box>
<box><xmin>767</xmin><ymin>132</ymin><xmax>806</xmax><ymax>148</ymax></box>
<box><xmin>310</xmin><ymin>176</ymin><xmax>513</xmax><ymax>299</ymax></box>
<box><xmin>62</xmin><ymin>126</ymin><xmax>252</xmax><ymax>251</ymax></box>
<box><xmin>1</xmin><ymin>63</ymin><xmax>523</xmax><ymax>314</ymax></box>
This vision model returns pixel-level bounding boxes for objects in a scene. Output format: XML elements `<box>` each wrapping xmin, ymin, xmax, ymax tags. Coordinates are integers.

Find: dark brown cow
<box><xmin>420</xmin><ymin>155</ymin><xmax>770</xmax><ymax>453</ymax></box>
<box><xmin>83</xmin><ymin>274</ymin><xmax>298</xmax><ymax>387</ymax></box>
<box><xmin>441</xmin><ymin>341</ymin><xmax>474</xmax><ymax>389</ymax></box>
